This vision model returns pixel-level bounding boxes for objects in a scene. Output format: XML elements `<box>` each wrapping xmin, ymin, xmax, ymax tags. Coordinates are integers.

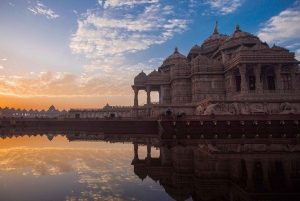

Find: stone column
<box><xmin>239</xmin><ymin>64</ymin><xmax>247</xmax><ymax>93</ymax></box>
<box><xmin>254</xmin><ymin>64</ymin><xmax>262</xmax><ymax>93</ymax></box>
<box><xmin>134</xmin><ymin>87</ymin><xmax>139</xmax><ymax>107</ymax></box>
<box><xmin>134</xmin><ymin>143</ymin><xmax>138</xmax><ymax>160</ymax></box>
<box><xmin>245</xmin><ymin>158</ymin><xmax>254</xmax><ymax>191</ymax></box>
<box><xmin>158</xmin><ymin>89</ymin><xmax>161</xmax><ymax>104</ymax></box>
<box><xmin>290</xmin><ymin>65</ymin><xmax>297</xmax><ymax>90</ymax></box>
<box><xmin>274</xmin><ymin>64</ymin><xmax>283</xmax><ymax>91</ymax></box>
<box><xmin>146</xmin><ymin>85</ymin><xmax>151</xmax><ymax>105</ymax></box>
<box><xmin>146</xmin><ymin>143</ymin><xmax>152</xmax><ymax>166</ymax></box>
<box><xmin>261</xmin><ymin>159</ymin><xmax>271</xmax><ymax>191</ymax></box>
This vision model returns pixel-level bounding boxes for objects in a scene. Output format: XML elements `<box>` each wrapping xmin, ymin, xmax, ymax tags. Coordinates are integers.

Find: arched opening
<box><xmin>150</xmin><ymin>91</ymin><xmax>159</xmax><ymax>104</ymax></box>
<box><xmin>138</xmin><ymin>90</ymin><xmax>147</xmax><ymax>106</ymax></box>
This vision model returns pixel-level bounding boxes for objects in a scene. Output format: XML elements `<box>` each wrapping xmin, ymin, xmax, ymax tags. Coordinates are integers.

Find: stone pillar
<box><xmin>290</xmin><ymin>65</ymin><xmax>297</xmax><ymax>90</ymax></box>
<box><xmin>158</xmin><ymin>89</ymin><xmax>161</xmax><ymax>104</ymax></box>
<box><xmin>254</xmin><ymin>64</ymin><xmax>262</xmax><ymax>93</ymax></box>
<box><xmin>134</xmin><ymin>88</ymin><xmax>139</xmax><ymax>107</ymax></box>
<box><xmin>274</xmin><ymin>64</ymin><xmax>283</xmax><ymax>91</ymax></box>
<box><xmin>146</xmin><ymin>85</ymin><xmax>151</xmax><ymax>105</ymax></box>
<box><xmin>134</xmin><ymin>143</ymin><xmax>138</xmax><ymax>160</ymax></box>
<box><xmin>245</xmin><ymin>158</ymin><xmax>254</xmax><ymax>191</ymax></box>
<box><xmin>261</xmin><ymin>159</ymin><xmax>271</xmax><ymax>191</ymax></box>
<box><xmin>239</xmin><ymin>64</ymin><xmax>247</xmax><ymax>93</ymax></box>
<box><xmin>146</xmin><ymin>143</ymin><xmax>152</xmax><ymax>166</ymax></box>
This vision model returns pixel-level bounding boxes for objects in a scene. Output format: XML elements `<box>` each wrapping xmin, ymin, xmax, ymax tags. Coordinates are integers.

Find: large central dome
<box><xmin>219</xmin><ymin>25</ymin><xmax>261</xmax><ymax>51</ymax></box>
<box><xmin>188</xmin><ymin>27</ymin><xmax>228</xmax><ymax>60</ymax></box>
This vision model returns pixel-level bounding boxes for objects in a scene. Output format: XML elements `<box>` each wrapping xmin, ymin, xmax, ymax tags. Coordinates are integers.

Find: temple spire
<box><xmin>214</xmin><ymin>21</ymin><xmax>218</xmax><ymax>34</ymax></box>
<box><xmin>174</xmin><ymin>47</ymin><xmax>178</xmax><ymax>53</ymax></box>
<box><xmin>235</xmin><ymin>24</ymin><xmax>240</xmax><ymax>31</ymax></box>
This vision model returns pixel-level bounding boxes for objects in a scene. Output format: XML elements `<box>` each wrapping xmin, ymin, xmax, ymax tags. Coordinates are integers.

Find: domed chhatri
<box><xmin>131</xmin><ymin>23</ymin><xmax>300</xmax><ymax>116</ymax></box>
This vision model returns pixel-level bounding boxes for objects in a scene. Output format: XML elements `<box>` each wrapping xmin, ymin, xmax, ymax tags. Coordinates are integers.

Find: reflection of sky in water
<box><xmin>0</xmin><ymin>136</ymin><xmax>175</xmax><ymax>201</ymax></box>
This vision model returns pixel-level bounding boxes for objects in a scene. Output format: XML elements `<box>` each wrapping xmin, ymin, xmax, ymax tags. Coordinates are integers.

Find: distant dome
<box><xmin>148</xmin><ymin>70</ymin><xmax>160</xmax><ymax>77</ymax></box>
<box><xmin>187</xmin><ymin>45</ymin><xmax>202</xmax><ymax>60</ymax></box>
<box><xmin>47</xmin><ymin>133</ymin><xmax>54</xmax><ymax>141</ymax></box>
<box><xmin>171</xmin><ymin>59</ymin><xmax>191</xmax><ymax>78</ymax></box>
<box><xmin>48</xmin><ymin>105</ymin><xmax>56</xmax><ymax>112</ymax></box>
<box><xmin>219</xmin><ymin>25</ymin><xmax>260</xmax><ymax>51</ymax></box>
<box><xmin>103</xmin><ymin>103</ymin><xmax>112</xmax><ymax>109</ymax></box>
<box><xmin>160</xmin><ymin>47</ymin><xmax>189</xmax><ymax>68</ymax></box>
<box><xmin>201</xmin><ymin>32</ymin><xmax>228</xmax><ymax>52</ymax></box>
<box><xmin>134</xmin><ymin>71</ymin><xmax>147</xmax><ymax>85</ymax></box>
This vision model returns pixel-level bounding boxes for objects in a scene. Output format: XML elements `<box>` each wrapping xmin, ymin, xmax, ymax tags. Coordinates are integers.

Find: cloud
<box><xmin>286</xmin><ymin>42</ymin><xmax>300</xmax><ymax>49</ymax></box>
<box><xmin>70</xmin><ymin>4</ymin><xmax>189</xmax><ymax>60</ymax></box>
<box><xmin>203</xmin><ymin>0</ymin><xmax>243</xmax><ymax>15</ymax></box>
<box><xmin>0</xmin><ymin>66</ymin><xmax>3</xmax><ymax>69</ymax></box>
<box><xmin>0</xmin><ymin>70</ymin><xmax>142</xmax><ymax>97</ymax></box>
<box><xmin>296</xmin><ymin>49</ymin><xmax>300</xmax><ymax>61</ymax></box>
<box><xmin>257</xmin><ymin>8</ymin><xmax>300</xmax><ymax>44</ymax></box>
<box><xmin>27</xmin><ymin>1</ymin><xmax>59</xmax><ymax>19</ymax></box>
<box><xmin>70</xmin><ymin>2</ymin><xmax>190</xmax><ymax>81</ymax></box>
<box><xmin>9</xmin><ymin>3</ymin><xmax>14</xmax><ymax>6</ymax></box>
<box><xmin>73</xmin><ymin>10</ymin><xmax>77</xmax><ymax>14</ymax></box>
<box><xmin>1</xmin><ymin>59</ymin><xmax>7</xmax><ymax>61</ymax></box>
<box><xmin>102</xmin><ymin>0</ymin><xmax>159</xmax><ymax>8</ymax></box>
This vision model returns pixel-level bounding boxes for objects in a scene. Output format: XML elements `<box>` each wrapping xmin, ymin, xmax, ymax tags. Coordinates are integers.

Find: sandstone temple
<box><xmin>131</xmin><ymin>24</ymin><xmax>300</xmax><ymax>117</ymax></box>
<box><xmin>64</xmin><ymin>24</ymin><xmax>300</xmax><ymax>118</ymax></box>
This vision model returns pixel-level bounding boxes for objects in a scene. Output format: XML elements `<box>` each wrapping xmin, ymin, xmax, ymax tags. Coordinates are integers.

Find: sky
<box><xmin>0</xmin><ymin>0</ymin><xmax>300</xmax><ymax>110</ymax></box>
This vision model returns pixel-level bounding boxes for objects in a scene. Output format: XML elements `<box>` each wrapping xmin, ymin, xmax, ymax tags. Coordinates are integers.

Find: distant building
<box><xmin>68</xmin><ymin>103</ymin><xmax>132</xmax><ymax>118</ymax></box>
<box><xmin>0</xmin><ymin>105</ymin><xmax>67</xmax><ymax>118</ymax></box>
<box><xmin>132</xmin><ymin>24</ymin><xmax>300</xmax><ymax>116</ymax></box>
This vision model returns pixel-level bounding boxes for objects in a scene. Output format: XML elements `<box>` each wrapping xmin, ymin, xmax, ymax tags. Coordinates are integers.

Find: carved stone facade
<box><xmin>68</xmin><ymin>103</ymin><xmax>132</xmax><ymax>118</ymax></box>
<box><xmin>132</xmin><ymin>25</ymin><xmax>300</xmax><ymax>116</ymax></box>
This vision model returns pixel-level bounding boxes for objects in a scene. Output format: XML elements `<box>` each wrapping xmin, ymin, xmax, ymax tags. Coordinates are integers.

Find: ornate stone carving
<box><xmin>204</xmin><ymin>103</ymin><xmax>219</xmax><ymax>115</ymax></box>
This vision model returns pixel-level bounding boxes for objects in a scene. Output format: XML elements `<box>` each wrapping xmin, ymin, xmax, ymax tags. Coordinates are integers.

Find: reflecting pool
<box><xmin>0</xmin><ymin>132</ymin><xmax>300</xmax><ymax>201</ymax></box>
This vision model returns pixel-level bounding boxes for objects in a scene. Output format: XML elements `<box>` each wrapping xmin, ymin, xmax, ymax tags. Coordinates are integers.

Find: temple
<box><xmin>132</xmin><ymin>24</ymin><xmax>300</xmax><ymax>117</ymax></box>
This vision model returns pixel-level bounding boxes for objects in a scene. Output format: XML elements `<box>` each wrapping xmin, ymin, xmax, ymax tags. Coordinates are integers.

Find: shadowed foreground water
<box><xmin>0</xmin><ymin>133</ymin><xmax>299</xmax><ymax>201</ymax></box>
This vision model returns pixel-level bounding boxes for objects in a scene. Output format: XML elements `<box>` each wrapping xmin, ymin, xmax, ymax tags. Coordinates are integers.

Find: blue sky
<box><xmin>0</xmin><ymin>0</ymin><xmax>299</xmax><ymax>109</ymax></box>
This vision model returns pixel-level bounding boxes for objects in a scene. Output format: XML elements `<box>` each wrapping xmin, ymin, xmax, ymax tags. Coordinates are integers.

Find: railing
<box><xmin>158</xmin><ymin>114</ymin><xmax>300</xmax><ymax>121</ymax></box>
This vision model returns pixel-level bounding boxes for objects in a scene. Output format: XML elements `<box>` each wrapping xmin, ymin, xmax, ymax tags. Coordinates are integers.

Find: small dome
<box><xmin>191</xmin><ymin>55</ymin><xmax>212</xmax><ymax>73</ymax></box>
<box><xmin>219</xmin><ymin>25</ymin><xmax>260</xmax><ymax>51</ymax></box>
<box><xmin>147</xmin><ymin>69</ymin><xmax>164</xmax><ymax>82</ymax></box>
<box><xmin>171</xmin><ymin>59</ymin><xmax>191</xmax><ymax>78</ymax></box>
<box><xmin>134</xmin><ymin>71</ymin><xmax>147</xmax><ymax>85</ymax></box>
<box><xmin>160</xmin><ymin>47</ymin><xmax>189</xmax><ymax>68</ymax></box>
<box><xmin>187</xmin><ymin>45</ymin><xmax>202</xmax><ymax>60</ymax></box>
<box><xmin>148</xmin><ymin>70</ymin><xmax>160</xmax><ymax>77</ymax></box>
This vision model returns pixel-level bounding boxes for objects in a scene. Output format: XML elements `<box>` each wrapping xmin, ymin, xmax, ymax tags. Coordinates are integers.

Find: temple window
<box><xmin>267</xmin><ymin>76</ymin><xmax>275</xmax><ymax>90</ymax></box>
<box><xmin>249</xmin><ymin>76</ymin><xmax>255</xmax><ymax>90</ymax></box>
<box><xmin>236</xmin><ymin>76</ymin><xmax>241</xmax><ymax>92</ymax></box>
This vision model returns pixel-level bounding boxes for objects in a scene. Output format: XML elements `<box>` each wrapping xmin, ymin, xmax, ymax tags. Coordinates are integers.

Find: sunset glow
<box><xmin>1</xmin><ymin>0</ymin><xmax>299</xmax><ymax>110</ymax></box>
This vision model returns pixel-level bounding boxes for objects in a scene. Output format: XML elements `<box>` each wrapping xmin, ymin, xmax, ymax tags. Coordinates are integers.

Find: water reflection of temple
<box><xmin>1</xmin><ymin>131</ymin><xmax>299</xmax><ymax>201</ymax></box>
<box><xmin>132</xmin><ymin>143</ymin><xmax>300</xmax><ymax>201</ymax></box>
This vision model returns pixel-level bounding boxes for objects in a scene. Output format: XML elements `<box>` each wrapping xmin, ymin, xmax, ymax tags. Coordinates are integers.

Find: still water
<box><xmin>0</xmin><ymin>135</ymin><xmax>175</xmax><ymax>201</ymax></box>
<box><xmin>0</xmin><ymin>133</ymin><xmax>300</xmax><ymax>201</ymax></box>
